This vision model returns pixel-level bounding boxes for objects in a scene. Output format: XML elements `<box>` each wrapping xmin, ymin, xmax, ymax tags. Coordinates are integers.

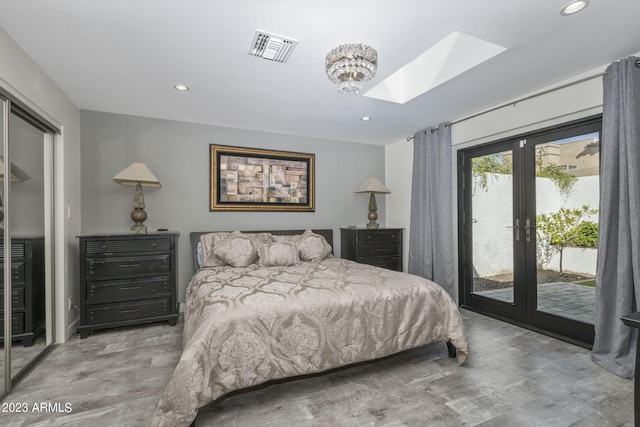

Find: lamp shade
<box><xmin>113</xmin><ymin>162</ymin><xmax>161</xmax><ymax>187</ymax></box>
<box><xmin>354</xmin><ymin>177</ymin><xmax>390</xmax><ymax>194</ymax></box>
<box><xmin>0</xmin><ymin>156</ymin><xmax>31</xmax><ymax>182</ymax></box>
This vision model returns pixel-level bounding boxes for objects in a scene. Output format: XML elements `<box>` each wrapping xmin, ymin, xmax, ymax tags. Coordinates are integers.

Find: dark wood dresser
<box><xmin>77</xmin><ymin>232</ymin><xmax>179</xmax><ymax>339</ymax></box>
<box><xmin>0</xmin><ymin>236</ymin><xmax>45</xmax><ymax>347</ymax></box>
<box><xmin>340</xmin><ymin>228</ymin><xmax>403</xmax><ymax>271</ymax></box>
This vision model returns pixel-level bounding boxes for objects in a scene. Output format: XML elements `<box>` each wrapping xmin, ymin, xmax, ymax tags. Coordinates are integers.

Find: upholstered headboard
<box><xmin>189</xmin><ymin>229</ymin><xmax>334</xmax><ymax>272</ymax></box>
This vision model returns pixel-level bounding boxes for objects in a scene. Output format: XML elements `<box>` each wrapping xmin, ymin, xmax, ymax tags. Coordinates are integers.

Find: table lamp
<box><xmin>354</xmin><ymin>177</ymin><xmax>390</xmax><ymax>229</ymax></box>
<box><xmin>113</xmin><ymin>162</ymin><xmax>161</xmax><ymax>234</ymax></box>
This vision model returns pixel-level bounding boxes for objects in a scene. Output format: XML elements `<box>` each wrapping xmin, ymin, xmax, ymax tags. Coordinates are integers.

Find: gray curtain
<box><xmin>408</xmin><ymin>123</ymin><xmax>454</xmax><ymax>297</ymax></box>
<box><xmin>592</xmin><ymin>56</ymin><xmax>640</xmax><ymax>379</ymax></box>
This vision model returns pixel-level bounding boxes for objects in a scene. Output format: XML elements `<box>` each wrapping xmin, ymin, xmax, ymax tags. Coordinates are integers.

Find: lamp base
<box><xmin>130</xmin><ymin>223</ymin><xmax>147</xmax><ymax>234</ymax></box>
<box><xmin>130</xmin><ymin>207</ymin><xmax>148</xmax><ymax>234</ymax></box>
<box><xmin>366</xmin><ymin>192</ymin><xmax>379</xmax><ymax>229</ymax></box>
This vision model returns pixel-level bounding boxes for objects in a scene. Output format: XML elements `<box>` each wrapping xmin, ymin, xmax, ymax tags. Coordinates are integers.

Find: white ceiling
<box><xmin>1</xmin><ymin>0</ymin><xmax>639</xmax><ymax>146</ymax></box>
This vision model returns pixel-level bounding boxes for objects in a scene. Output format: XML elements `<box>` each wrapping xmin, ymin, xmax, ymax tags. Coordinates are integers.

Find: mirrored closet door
<box><xmin>1</xmin><ymin>93</ymin><xmax>56</xmax><ymax>398</ymax></box>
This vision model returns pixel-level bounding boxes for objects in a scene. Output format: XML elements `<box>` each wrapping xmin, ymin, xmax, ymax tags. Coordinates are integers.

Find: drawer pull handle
<box><xmin>120</xmin><ymin>286</ymin><xmax>141</xmax><ymax>291</ymax></box>
<box><xmin>120</xmin><ymin>263</ymin><xmax>140</xmax><ymax>268</ymax></box>
<box><xmin>119</xmin><ymin>308</ymin><xmax>141</xmax><ymax>314</ymax></box>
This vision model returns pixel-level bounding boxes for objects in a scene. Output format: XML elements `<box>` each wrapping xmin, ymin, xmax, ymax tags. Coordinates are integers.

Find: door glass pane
<box><xmin>9</xmin><ymin>112</ymin><xmax>47</xmax><ymax>379</ymax></box>
<box><xmin>534</xmin><ymin>132</ymin><xmax>599</xmax><ymax>323</ymax></box>
<box><xmin>471</xmin><ymin>149</ymin><xmax>514</xmax><ymax>303</ymax></box>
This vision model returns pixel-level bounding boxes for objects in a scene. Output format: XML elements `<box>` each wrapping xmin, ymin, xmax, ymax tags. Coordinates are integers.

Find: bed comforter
<box><xmin>151</xmin><ymin>257</ymin><xmax>468</xmax><ymax>426</ymax></box>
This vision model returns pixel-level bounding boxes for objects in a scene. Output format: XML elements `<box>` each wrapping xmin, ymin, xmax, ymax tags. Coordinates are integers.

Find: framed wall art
<box><xmin>210</xmin><ymin>144</ymin><xmax>315</xmax><ymax>211</ymax></box>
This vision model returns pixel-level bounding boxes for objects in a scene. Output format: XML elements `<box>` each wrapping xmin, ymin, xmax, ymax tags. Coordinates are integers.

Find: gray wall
<box><xmin>80</xmin><ymin>110</ymin><xmax>386</xmax><ymax>300</ymax></box>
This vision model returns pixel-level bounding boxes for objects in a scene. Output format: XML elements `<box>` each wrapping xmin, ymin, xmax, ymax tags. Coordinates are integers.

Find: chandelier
<box><xmin>325</xmin><ymin>43</ymin><xmax>378</xmax><ymax>94</ymax></box>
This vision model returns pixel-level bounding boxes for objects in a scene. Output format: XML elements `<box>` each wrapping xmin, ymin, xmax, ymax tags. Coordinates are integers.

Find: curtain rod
<box><xmin>406</xmin><ymin>71</ymin><xmax>606</xmax><ymax>141</ymax></box>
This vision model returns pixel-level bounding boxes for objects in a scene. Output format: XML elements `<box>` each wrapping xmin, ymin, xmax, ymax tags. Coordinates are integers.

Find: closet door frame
<box><xmin>2</xmin><ymin>97</ymin><xmax>8</xmax><ymax>397</ymax></box>
<box><xmin>1</xmin><ymin>93</ymin><xmax>59</xmax><ymax>397</ymax></box>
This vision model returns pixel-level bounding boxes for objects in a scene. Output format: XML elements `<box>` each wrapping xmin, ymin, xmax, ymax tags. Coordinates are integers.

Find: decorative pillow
<box><xmin>213</xmin><ymin>231</ymin><xmax>259</xmax><ymax>267</ymax></box>
<box><xmin>199</xmin><ymin>232</ymin><xmax>230</xmax><ymax>267</ymax></box>
<box><xmin>297</xmin><ymin>229</ymin><xmax>332</xmax><ymax>261</ymax></box>
<box><xmin>258</xmin><ymin>242</ymin><xmax>300</xmax><ymax>267</ymax></box>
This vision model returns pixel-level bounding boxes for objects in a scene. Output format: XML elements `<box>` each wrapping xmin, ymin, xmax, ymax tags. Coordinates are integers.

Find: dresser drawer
<box><xmin>358</xmin><ymin>230</ymin><xmax>401</xmax><ymax>243</ymax></box>
<box><xmin>87</xmin><ymin>276</ymin><xmax>171</xmax><ymax>303</ymax></box>
<box><xmin>359</xmin><ymin>244</ymin><xmax>401</xmax><ymax>258</ymax></box>
<box><xmin>86</xmin><ymin>298</ymin><xmax>171</xmax><ymax>324</ymax></box>
<box><xmin>85</xmin><ymin>237</ymin><xmax>170</xmax><ymax>255</ymax></box>
<box><xmin>86</xmin><ymin>254</ymin><xmax>170</xmax><ymax>278</ymax></box>
<box><xmin>0</xmin><ymin>312</ymin><xmax>25</xmax><ymax>336</ymax></box>
<box><xmin>0</xmin><ymin>242</ymin><xmax>26</xmax><ymax>259</ymax></box>
<box><xmin>0</xmin><ymin>262</ymin><xmax>25</xmax><ymax>285</ymax></box>
<box><xmin>0</xmin><ymin>287</ymin><xmax>25</xmax><ymax>313</ymax></box>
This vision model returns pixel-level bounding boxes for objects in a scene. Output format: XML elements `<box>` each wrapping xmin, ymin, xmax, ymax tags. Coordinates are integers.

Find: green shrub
<box><xmin>568</xmin><ymin>221</ymin><xmax>598</xmax><ymax>248</ymax></box>
<box><xmin>535</xmin><ymin>205</ymin><xmax>597</xmax><ymax>272</ymax></box>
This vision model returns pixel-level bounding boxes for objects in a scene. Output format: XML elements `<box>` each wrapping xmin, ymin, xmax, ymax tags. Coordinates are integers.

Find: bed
<box><xmin>151</xmin><ymin>229</ymin><xmax>468</xmax><ymax>427</ymax></box>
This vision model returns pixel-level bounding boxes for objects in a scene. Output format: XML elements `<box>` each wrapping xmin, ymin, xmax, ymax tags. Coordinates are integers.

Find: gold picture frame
<box><xmin>210</xmin><ymin>144</ymin><xmax>315</xmax><ymax>211</ymax></box>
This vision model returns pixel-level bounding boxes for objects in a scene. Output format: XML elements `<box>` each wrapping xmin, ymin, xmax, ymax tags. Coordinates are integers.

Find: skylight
<box><xmin>364</xmin><ymin>31</ymin><xmax>507</xmax><ymax>104</ymax></box>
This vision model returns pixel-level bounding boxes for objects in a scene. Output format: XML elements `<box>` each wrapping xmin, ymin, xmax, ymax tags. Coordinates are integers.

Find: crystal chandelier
<box><xmin>325</xmin><ymin>43</ymin><xmax>378</xmax><ymax>94</ymax></box>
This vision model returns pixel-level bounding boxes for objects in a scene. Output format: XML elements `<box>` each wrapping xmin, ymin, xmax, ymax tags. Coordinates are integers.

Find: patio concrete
<box><xmin>475</xmin><ymin>282</ymin><xmax>595</xmax><ymax>324</ymax></box>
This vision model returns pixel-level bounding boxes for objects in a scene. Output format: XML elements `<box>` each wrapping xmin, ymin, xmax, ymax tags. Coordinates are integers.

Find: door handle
<box><xmin>506</xmin><ymin>219</ymin><xmax>520</xmax><ymax>241</ymax></box>
<box><xmin>525</xmin><ymin>219</ymin><xmax>535</xmax><ymax>242</ymax></box>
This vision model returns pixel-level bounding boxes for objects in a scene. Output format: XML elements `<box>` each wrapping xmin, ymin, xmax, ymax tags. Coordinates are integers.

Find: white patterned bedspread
<box><xmin>151</xmin><ymin>257</ymin><xmax>468</xmax><ymax>426</ymax></box>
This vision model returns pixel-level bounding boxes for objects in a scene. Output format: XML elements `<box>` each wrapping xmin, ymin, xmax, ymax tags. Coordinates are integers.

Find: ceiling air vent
<box><xmin>249</xmin><ymin>30</ymin><xmax>298</xmax><ymax>63</ymax></box>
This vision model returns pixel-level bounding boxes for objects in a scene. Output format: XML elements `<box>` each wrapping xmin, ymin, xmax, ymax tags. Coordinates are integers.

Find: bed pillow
<box><xmin>213</xmin><ymin>231</ymin><xmax>259</xmax><ymax>267</ymax></box>
<box><xmin>196</xmin><ymin>242</ymin><xmax>204</xmax><ymax>268</ymax></box>
<box><xmin>297</xmin><ymin>229</ymin><xmax>332</xmax><ymax>261</ymax></box>
<box><xmin>199</xmin><ymin>232</ymin><xmax>230</xmax><ymax>267</ymax></box>
<box><xmin>258</xmin><ymin>242</ymin><xmax>300</xmax><ymax>267</ymax></box>
<box><xmin>243</xmin><ymin>232</ymin><xmax>273</xmax><ymax>252</ymax></box>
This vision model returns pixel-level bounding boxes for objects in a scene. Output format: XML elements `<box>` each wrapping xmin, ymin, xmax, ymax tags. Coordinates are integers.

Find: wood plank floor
<box><xmin>2</xmin><ymin>309</ymin><xmax>633</xmax><ymax>426</ymax></box>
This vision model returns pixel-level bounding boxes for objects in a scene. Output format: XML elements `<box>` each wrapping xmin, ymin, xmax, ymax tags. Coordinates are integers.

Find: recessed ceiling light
<box><xmin>173</xmin><ymin>84</ymin><xmax>189</xmax><ymax>91</ymax></box>
<box><xmin>361</xmin><ymin>116</ymin><xmax>372</xmax><ymax>121</ymax></box>
<box><xmin>560</xmin><ymin>0</ymin><xmax>589</xmax><ymax>16</ymax></box>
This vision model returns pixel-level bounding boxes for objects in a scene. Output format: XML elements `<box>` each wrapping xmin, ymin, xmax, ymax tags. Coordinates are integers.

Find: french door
<box><xmin>458</xmin><ymin>116</ymin><xmax>601</xmax><ymax>346</ymax></box>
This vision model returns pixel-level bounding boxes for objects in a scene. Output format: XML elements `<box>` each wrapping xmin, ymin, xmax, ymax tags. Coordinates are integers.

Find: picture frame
<box><xmin>210</xmin><ymin>144</ymin><xmax>315</xmax><ymax>211</ymax></box>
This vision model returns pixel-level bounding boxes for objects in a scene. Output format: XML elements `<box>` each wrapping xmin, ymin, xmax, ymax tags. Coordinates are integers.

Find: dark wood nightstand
<box><xmin>0</xmin><ymin>236</ymin><xmax>45</xmax><ymax>347</ymax></box>
<box><xmin>77</xmin><ymin>232</ymin><xmax>179</xmax><ymax>339</ymax></box>
<box><xmin>340</xmin><ymin>228</ymin><xmax>403</xmax><ymax>271</ymax></box>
